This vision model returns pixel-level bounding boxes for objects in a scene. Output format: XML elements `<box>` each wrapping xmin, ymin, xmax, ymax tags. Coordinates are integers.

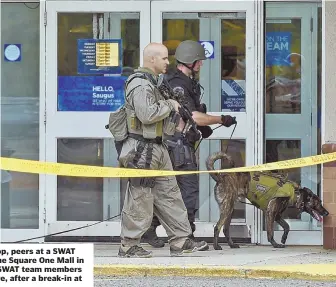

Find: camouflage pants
<box><xmin>118</xmin><ymin>137</ymin><xmax>192</xmax><ymax>247</ymax></box>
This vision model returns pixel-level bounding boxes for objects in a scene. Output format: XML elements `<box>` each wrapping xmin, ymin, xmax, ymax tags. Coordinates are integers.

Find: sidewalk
<box><xmin>93</xmin><ymin>243</ymin><xmax>336</xmax><ymax>281</ymax></box>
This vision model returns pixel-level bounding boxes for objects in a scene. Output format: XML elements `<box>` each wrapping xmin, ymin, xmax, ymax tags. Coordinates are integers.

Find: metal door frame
<box><xmin>44</xmin><ymin>0</ymin><xmax>150</xmax><ymax>237</ymax></box>
<box><xmin>259</xmin><ymin>1</ymin><xmax>322</xmax><ymax>246</ymax></box>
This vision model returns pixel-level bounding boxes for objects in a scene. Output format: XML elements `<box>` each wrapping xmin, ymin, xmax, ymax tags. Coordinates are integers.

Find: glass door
<box><xmin>1</xmin><ymin>1</ymin><xmax>46</xmax><ymax>243</ymax></box>
<box><xmin>45</xmin><ymin>1</ymin><xmax>150</xmax><ymax>238</ymax></box>
<box><xmin>261</xmin><ymin>2</ymin><xmax>321</xmax><ymax>245</ymax></box>
<box><xmin>151</xmin><ymin>1</ymin><xmax>257</xmax><ymax>241</ymax></box>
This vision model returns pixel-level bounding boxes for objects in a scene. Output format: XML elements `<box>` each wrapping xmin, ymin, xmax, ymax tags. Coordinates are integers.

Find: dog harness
<box><xmin>247</xmin><ymin>172</ymin><xmax>297</xmax><ymax>211</ymax></box>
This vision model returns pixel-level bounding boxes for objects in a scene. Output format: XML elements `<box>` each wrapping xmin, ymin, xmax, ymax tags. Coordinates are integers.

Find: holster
<box><xmin>166</xmin><ymin>136</ymin><xmax>195</xmax><ymax>168</ymax></box>
<box><xmin>186</xmin><ymin>131</ymin><xmax>201</xmax><ymax>144</ymax></box>
<box><xmin>125</xmin><ymin>138</ymin><xmax>156</xmax><ymax>188</ymax></box>
<box><xmin>166</xmin><ymin>139</ymin><xmax>185</xmax><ymax>167</ymax></box>
<box><xmin>184</xmin><ymin>144</ymin><xmax>194</xmax><ymax>164</ymax></box>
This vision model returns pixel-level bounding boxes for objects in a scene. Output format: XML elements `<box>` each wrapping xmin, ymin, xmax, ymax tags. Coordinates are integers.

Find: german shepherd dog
<box><xmin>206</xmin><ymin>151</ymin><xmax>329</xmax><ymax>249</ymax></box>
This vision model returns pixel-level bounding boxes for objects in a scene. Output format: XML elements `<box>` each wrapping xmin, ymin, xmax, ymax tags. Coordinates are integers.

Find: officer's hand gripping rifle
<box><xmin>157</xmin><ymin>74</ymin><xmax>201</xmax><ymax>139</ymax></box>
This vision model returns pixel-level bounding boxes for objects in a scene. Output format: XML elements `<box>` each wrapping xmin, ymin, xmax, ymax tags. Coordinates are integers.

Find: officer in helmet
<box><xmin>142</xmin><ymin>40</ymin><xmax>236</xmax><ymax>249</ymax></box>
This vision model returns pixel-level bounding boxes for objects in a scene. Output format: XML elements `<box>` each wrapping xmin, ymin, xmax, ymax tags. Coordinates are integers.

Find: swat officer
<box><xmin>117</xmin><ymin>42</ymin><xmax>208</xmax><ymax>258</ymax></box>
<box><xmin>143</xmin><ymin>40</ymin><xmax>237</xmax><ymax>248</ymax></box>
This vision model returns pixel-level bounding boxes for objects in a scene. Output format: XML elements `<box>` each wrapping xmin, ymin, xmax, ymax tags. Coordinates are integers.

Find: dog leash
<box><xmin>224</xmin><ymin>123</ymin><xmax>237</xmax><ymax>153</ymax></box>
<box><xmin>195</xmin><ymin>122</ymin><xmax>237</xmax><ymax>152</ymax></box>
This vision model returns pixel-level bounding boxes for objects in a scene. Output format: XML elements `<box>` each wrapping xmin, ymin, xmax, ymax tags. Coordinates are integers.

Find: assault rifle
<box><xmin>157</xmin><ymin>74</ymin><xmax>201</xmax><ymax>139</ymax></box>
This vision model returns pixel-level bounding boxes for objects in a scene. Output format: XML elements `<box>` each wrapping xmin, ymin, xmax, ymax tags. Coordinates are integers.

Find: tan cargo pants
<box><xmin>118</xmin><ymin>137</ymin><xmax>192</xmax><ymax>248</ymax></box>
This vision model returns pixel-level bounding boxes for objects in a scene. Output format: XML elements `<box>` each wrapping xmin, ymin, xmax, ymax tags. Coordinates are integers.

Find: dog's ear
<box><xmin>303</xmin><ymin>187</ymin><xmax>313</xmax><ymax>193</ymax></box>
<box><xmin>298</xmin><ymin>187</ymin><xmax>305</xmax><ymax>194</ymax></box>
<box><xmin>302</xmin><ymin>187</ymin><xmax>315</xmax><ymax>197</ymax></box>
<box><xmin>299</xmin><ymin>187</ymin><xmax>310</xmax><ymax>201</ymax></box>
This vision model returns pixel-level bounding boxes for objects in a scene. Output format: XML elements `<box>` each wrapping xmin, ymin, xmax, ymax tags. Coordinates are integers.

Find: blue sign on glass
<box><xmin>221</xmin><ymin>80</ymin><xmax>246</xmax><ymax>112</ymax></box>
<box><xmin>4</xmin><ymin>44</ymin><xmax>21</xmax><ymax>62</ymax></box>
<box><xmin>77</xmin><ymin>39</ymin><xmax>123</xmax><ymax>74</ymax></box>
<box><xmin>198</xmin><ymin>41</ymin><xmax>215</xmax><ymax>59</ymax></box>
<box><xmin>266</xmin><ymin>32</ymin><xmax>292</xmax><ymax>66</ymax></box>
<box><xmin>58</xmin><ymin>76</ymin><xmax>127</xmax><ymax>111</ymax></box>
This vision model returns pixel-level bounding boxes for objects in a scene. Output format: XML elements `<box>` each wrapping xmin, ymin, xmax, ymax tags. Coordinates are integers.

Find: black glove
<box><xmin>199</xmin><ymin>103</ymin><xmax>207</xmax><ymax>113</ymax></box>
<box><xmin>221</xmin><ymin>115</ymin><xmax>237</xmax><ymax>127</ymax></box>
<box><xmin>197</xmin><ymin>126</ymin><xmax>213</xmax><ymax>139</ymax></box>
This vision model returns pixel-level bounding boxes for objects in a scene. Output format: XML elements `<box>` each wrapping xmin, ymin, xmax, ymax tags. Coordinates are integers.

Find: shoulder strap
<box><xmin>124</xmin><ymin>72</ymin><xmax>147</xmax><ymax>90</ymax></box>
<box><xmin>125</xmin><ymin>71</ymin><xmax>157</xmax><ymax>90</ymax></box>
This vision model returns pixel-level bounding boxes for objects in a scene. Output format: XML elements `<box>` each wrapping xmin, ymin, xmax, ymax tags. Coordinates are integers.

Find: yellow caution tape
<box><xmin>1</xmin><ymin>152</ymin><xmax>336</xmax><ymax>178</ymax></box>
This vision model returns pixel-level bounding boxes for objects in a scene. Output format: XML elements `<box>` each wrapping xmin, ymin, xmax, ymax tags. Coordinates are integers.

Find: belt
<box><xmin>128</xmin><ymin>133</ymin><xmax>162</xmax><ymax>144</ymax></box>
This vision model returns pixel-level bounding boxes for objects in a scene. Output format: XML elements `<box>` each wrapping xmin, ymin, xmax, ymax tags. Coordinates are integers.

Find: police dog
<box><xmin>206</xmin><ymin>151</ymin><xmax>329</xmax><ymax>249</ymax></box>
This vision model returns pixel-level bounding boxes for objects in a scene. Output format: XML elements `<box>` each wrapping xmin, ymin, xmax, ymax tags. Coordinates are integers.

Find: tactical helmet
<box><xmin>174</xmin><ymin>40</ymin><xmax>207</xmax><ymax>64</ymax></box>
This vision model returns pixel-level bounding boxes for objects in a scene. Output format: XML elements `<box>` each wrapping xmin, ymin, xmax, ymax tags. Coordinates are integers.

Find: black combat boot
<box><xmin>141</xmin><ymin>226</ymin><xmax>165</xmax><ymax>248</ymax></box>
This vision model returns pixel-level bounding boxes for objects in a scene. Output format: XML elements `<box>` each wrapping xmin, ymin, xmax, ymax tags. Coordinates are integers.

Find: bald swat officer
<box><xmin>143</xmin><ymin>40</ymin><xmax>237</xmax><ymax>248</ymax></box>
<box><xmin>116</xmin><ymin>42</ymin><xmax>208</xmax><ymax>258</ymax></box>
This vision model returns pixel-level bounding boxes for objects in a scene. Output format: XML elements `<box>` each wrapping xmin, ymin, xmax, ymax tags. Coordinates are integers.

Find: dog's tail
<box><xmin>205</xmin><ymin>151</ymin><xmax>235</xmax><ymax>182</ymax></box>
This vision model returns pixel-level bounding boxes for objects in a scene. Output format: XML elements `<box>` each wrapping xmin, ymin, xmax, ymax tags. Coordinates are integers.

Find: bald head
<box><xmin>143</xmin><ymin>43</ymin><xmax>169</xmax><ymax>75</ymax></box>
<box><xmin>143</xmin><ymin>43</ymin><xmax>167</xmax><ymax>59</ymax></box>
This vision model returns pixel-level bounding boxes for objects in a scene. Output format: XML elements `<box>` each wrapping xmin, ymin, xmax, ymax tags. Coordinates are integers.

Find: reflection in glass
<box><xmin>221</xmin><ymin>18</ymin><xmax>246</xmax><ymax>112</ymax></box>
<box><xmin>265</xmin><ymin>19</ymin><xmax>302</xmax><ymax>114</ymax></box>
<box><xmin>57</xmin><ymin>13</ymin><xmax>140</xmax><ymax>77</ymax></box>
<box><xmin>57</xmin><ymin>139</ymin><xmax>125</xmax><ymax>222</ymax></box>
<box><xmin>1</xmin><ymin>3</ymin><xmax>40</xmax><ymax>229</ymax></box>
<box><xmin>221</xmin><ymin>139</ymin><xmax>246</xmax><ymax>219</ymax></box>
<box><xmin>162</xmin><ymin>15</ymin><xmax>247</xmax><ymax>113</ymax></box>
<box><xmin>121</xmin><ymin>17</ymin><xmax>140</xmax><ymax>71</ymax></box>
<box><xmin>57</xmin><ymin>139</ymin><xmax>104</xmax><ymax>221</ymax></box>
<box><xmin>162</xmin><ymin>15</ymin><xmax>200</xmax><ymax>74</ymax></box>
<box><xmin>57</xmin><ymin>13</ymin><xmax>140</xmax><ymax>111</ymax></box>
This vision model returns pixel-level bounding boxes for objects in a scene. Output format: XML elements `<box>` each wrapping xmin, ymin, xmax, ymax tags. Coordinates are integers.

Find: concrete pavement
<box><xmin>93</xmin><ymin>243</ymin><xmax>336</xmax><ymax>281</ymax></box>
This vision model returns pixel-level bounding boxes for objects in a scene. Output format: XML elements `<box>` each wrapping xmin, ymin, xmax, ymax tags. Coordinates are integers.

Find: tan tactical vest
<box><xmin>106</xmin><ymin>68</ymin><xmax>177</xmax><ymax>142</ymax></box>
<box><xmin>124</xmin><ymin>68</ymin><xmax>175</xmax><ymax>140</ymax></box>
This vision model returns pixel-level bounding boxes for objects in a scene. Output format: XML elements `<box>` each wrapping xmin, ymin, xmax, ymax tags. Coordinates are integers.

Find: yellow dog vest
<box><xmin>247</xmin><ymin>172</ymin><xmax>297</xmax><ymax>211</ymax></box>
